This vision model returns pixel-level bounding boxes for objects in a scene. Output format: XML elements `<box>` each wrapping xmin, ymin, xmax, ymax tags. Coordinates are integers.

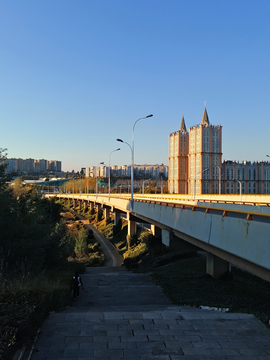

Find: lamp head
<box><xmin>146</xmin><ymin>114</ymin><xmax>153</xmax><ymax>118</ymax></box>
<box><xmin>116</xmin><ymin>139</ymin><xmax>123</xmax><ymax>142</ymax></box>
<box><xmin>116</xmin><ymin>148</ymin><xmax>120</xmax><ymax>151</ymax></box>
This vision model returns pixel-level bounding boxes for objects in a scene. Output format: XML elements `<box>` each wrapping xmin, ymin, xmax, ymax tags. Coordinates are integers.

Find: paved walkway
<box><xmin>30</xmin><ymin>210</ymin><xmax>270</xmax><ymax>359</ymax></box>
<box><xmin>31</xmin><ymin>266</ymin><xmax>270</xmax><ymax>360</ymax></box>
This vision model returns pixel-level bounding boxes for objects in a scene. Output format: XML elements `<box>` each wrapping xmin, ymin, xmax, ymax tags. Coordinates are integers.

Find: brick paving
<box><xmin>30</xmin><ymin>266</ymin><xmax>270</xmax><ymax>359</ymax></box>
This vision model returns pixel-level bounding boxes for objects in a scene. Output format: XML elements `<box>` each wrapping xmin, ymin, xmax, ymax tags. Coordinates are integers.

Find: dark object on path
<box><xmin>73</xmin><ymin>272</ymin><xmax>84</xmax><ymax>300</ymax></box>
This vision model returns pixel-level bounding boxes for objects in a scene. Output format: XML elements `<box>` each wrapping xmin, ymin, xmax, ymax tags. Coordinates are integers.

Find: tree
<box><xmin>13</xmin><ymin>177</ymin><xmax>24</xmax><ymax>198</ymax></box>
<box><xmin>0</xmin><ymin>151</ymin><xmax>71</xmax><ymax>273</ymax></box>
<box><xmin>0</xmin><ymin>148</ymin><xmax>13</xmax><ymax>192</ymax></box>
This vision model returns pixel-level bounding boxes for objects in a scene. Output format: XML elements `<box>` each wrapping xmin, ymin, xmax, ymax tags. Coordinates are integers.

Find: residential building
<box><xmin>222</xmin><ymin>161</ymin><xmax>270</xmax><ymax>194</ymax></box>
<box><xmin>5</xmin><ymin>158</ymin><xmax>61</xmax><ymax>174</ymax></box>
<box><xmin>6</xmin><ymin>158</ymin><xmax>18</xmax><ymax>173</ymax></box>
<box><xmin>169</xmin><ymin>107</ymin><xmax>270</xmax><ymax>194</ymax></box>
<box><xmin>85</xmin><ymin>164</ymin><xmax>168</xmax><ymax>179</ymax></box>
<box><xmin>169</xmin><ymin>107</ymin><xmax>222</xmax><ymax>195</ymax></box>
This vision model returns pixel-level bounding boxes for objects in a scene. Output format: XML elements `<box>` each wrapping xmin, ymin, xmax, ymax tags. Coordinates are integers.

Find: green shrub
<box><xmin>74</xmin><ymin>229</ymin><xmax>88</xmax><ymax>258</ymax></box>
<box><xmin>126</xmin><ymin>233</ymin><xmax>138</xmax><ymax>249</ymax></box>
<box><xmin>138</xmin><ymin>231</ymin><xmax>150</xmax><ymax>245</ymax></box>
<box><xmin>0</xmin><ymin>265</ymin><xmax>84</xmax><ymax>360</ymax></box>
<box><xmin>123</xmin><ymin>243</ymin><xmax>147</xmax><ymax>260</ymax></box>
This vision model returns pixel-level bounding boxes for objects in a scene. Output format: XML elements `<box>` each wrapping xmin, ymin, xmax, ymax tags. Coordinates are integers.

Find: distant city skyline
<box><xmin>1</xmin><ymin>1</ymin><xmax>269</xmax><ymax>171</ymax></box>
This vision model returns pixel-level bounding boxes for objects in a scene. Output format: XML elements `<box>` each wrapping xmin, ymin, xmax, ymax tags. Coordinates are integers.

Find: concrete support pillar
<box><xmin>96</xmin><ymin>203</ymin><xmax>101</xmax><ymax>212</ymax></box>
<box><xmin>73</xmin><ymin>199</ymin><xmax>77</xmax><ymax>208</ymax></box>
<box><xmin>161</xmin><ymin>229</ymin><xmax>172</xmax><ymax>247</ymax></box>
<box><xmin>114</xmin><ymin>211</ymin><xmax>121</xmax><ymax>226</ymax></box>
<box><xmin>104</xmin><ymin>207</ymin><xmax>110</xmax><ymax>222</ymax></box>
<box><xmin>206</xmin><ymin>253</ymin><xmax>231</xmax><ymax>279</ymax></box>
<box><xmin>127</xmin><ymin>213</ymin><xmax>136</xmax><ymax>236</ymax></box>
<box><xmin>89</xmin><ymin>202</ymin><xmax>94</xmax><ymax>211</ymax></box>
<box><xmin>84</xmin><ymin>202</ymin><xmax>88</xmax><ymax>210</ymax></box>
<box><xmin>78</xmin><ymin>200</ymin><xmax>82</xmax><ymax>210</ymax></box>
<box><xmin>150</xmin><ymin>224</ymin><xmax>162</xmax><ymax>238</ymax></box>
<box><xmin>128</xmin><ymin>220</ymin><xmax>136</xmax><ymax>237</ymax></box>
<box><xmin>68</xmin><ymin>198</ymin><xmax>71</xmax><ymax>206</ymax></box>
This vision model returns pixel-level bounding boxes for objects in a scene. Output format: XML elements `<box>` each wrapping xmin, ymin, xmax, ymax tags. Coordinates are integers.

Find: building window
<box><xmin>174</xmin><ymin>159</ymin><xmax>178</xmax><ymax>179</ymax></box>
<box><xmin>169</xmin><ymin>159</ymin><xmax>173</xmax><ymax>180</ymax></box>
<box><xmin>174</xmin><ymin>137</ymin><xmax>178</xmax><ymax>156</ymax></box>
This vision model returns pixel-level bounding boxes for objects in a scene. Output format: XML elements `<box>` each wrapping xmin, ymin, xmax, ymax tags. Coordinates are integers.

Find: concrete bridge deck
<box><xmin>50</xmin><ymin>193</ymin><xmax>270</xmax><ymax>282</ymax></box>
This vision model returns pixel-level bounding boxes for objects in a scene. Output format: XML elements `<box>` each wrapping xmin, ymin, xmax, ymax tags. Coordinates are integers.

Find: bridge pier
<box><xmin>151</xmin><ymin>224</ymin><xmax>156</xmax><ymax>235</ymax></box>
<box><xmin>114</xmin><ymin>210</ymin><xmax>122</xmax><ymax>226</ymax></box>
<box><xmin>89</xmin><ymin>202</ymin><xmax>94</xmax><ymax>212</ymax></box>
<box><xmin>96</xmin><ymin>203</ymin><xmax>101</xmax><ymax>212</ymax></box>
<box><xmin>78</xmin><ymin>200</ymin><xmax>82</xmax><ymax>210</ymax></box>
<box><xmin>127</xmin><ymin>213</ymin><xmax>136</xmax><ymax>236</ymax></box>
<box><xmin>206</xmin><ymin>253</ymin><xmax>231</xmax><ymax>279</ymax></box>
<box><xmin>84</xmin><ymin>202</ymin><xmax>88</xmax><ymax>210</ymax></box>
<box><xmin>73</xmin><ymin>199</ymin><xmax>77</xmax><ymax>209</ymax></box>
<box><xmin>104</xmin><ymin>207</ymin><xmax>111</xmax><ymax>223</ymax></box>
<box><xmin>161</xmin><ymin>229</ymin><xmax>173</xmax><ymax>246</ymax></box>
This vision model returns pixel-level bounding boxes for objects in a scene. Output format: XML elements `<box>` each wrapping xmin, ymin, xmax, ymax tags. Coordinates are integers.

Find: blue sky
<box><xmin>1</xmin><ymin>1</ymin><xmax>270</xmax><ymax>171</ymax></box>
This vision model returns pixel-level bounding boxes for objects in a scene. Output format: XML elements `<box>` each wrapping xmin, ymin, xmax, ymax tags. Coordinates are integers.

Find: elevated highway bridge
<box><xmin>48</xmin><ymin>193</ymin><xmax>270</xmax><ymax>282</ymax></box>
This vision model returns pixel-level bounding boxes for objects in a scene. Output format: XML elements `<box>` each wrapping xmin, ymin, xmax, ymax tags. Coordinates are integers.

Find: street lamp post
<box><xmin>117</xmin><ymin>138</ymin><xmax>132</xmax><ymax>193</ymax></box>
<box><xmin>96</xmin><ymin>162</ymin><xmax>104</xmax><ymax>199</ymax></box>
<box><xmin>117</xmin><ymin>114</ymin><xmax>153</xmax><ymax>205</ymax></box>
<box><xmin>109</xmin><ymin>148</ymin><xmax>120</xmax><ymax>201</ymax></box>
<box><xmin>238</xmin><ymin>181</ymin><xmax>242</xmax><ymax>201</ymax></box>
<box><xmin>142</xmin><ymin>179</ymin><xmax>148</xmax><ymax>195</ymax></box>
<box><xmin>131</xmin><ymin>115</ymin><xmax>153</xmax><ymax>202</ymax></box>
<box><xmin>194</xmin><ymin>168</ymin><xmax>209</xmax><ymax>200</ymax></box>
<box><xmin>215</xmin><ymin>166</ymin><xmax>222</xmax><ymax>195</ymax></box>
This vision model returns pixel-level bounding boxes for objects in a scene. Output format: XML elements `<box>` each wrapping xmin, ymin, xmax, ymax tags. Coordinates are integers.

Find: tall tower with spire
<box><xmin>168</xmin><ymin>114</ymin><xmax>189</xmax><ymax>194</ymax></box>
<box><xmin>169</xmin><ymin>107</ymin><xmax>222</xmax><ymax>194</ymax></box>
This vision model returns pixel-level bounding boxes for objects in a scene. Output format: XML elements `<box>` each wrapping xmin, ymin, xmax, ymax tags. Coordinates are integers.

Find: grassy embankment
<box><xmin>1</xmin><ymin>261</ymin><xmax>85</xmax><ymax>360</ymax></box>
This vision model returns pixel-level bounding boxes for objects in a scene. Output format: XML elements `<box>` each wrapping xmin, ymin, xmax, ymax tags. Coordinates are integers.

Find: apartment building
<box><xmin>169</xmin><ymin>107</ymin><xmax>270</xmax><ymax>194</ymax></box>
<box><xmin>85</xmin><ymin>164</ymin><xmax>168</xmax><ymax>179</ymax></box>
<box><xmin>5</xmin><ymin>158</ymin><xmax>61</xmax><ymax>174</ymax></box>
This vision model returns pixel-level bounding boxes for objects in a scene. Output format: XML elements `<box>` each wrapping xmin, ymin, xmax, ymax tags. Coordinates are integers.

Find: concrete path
<box><xmin>29</xmin><ymin>209</ymin><xmax>270</xmax><ymax>359</ymax></box>
<box><xmin>31</xmin><ymin>266</ymin><xmax>270</xmax><ymax>360</ymax></box>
